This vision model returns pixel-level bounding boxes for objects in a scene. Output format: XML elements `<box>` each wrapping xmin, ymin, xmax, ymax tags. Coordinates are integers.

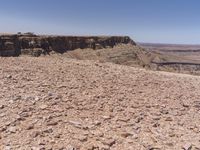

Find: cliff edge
<box><xmin>0</xmin><ymin>33</ymin><xmax>135</xmax><ymax>57</ymax></box>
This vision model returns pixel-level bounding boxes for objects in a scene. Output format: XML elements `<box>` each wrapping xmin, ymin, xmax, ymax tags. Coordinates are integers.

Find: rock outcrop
<box><xmin>0</xmin><ymin>33</ymin><xmax>135</xmax><ymax>56</ymax></box>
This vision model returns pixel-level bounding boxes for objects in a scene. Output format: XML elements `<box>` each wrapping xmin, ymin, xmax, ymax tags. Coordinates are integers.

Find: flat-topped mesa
<box><xmin>0</xmin><ymin>33</ymin><xmax>136</xmax><ymax>56</ymax></box>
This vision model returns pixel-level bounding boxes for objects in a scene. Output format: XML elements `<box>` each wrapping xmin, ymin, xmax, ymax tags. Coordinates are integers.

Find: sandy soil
<box><xmin>0</xmin><ymin>56</ymin><xmax>200</xmax><ymax>150</ymax></box>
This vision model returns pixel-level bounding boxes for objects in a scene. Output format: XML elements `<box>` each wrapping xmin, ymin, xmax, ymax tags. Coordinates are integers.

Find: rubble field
<box><xmin>0</xmin><ymin>56</ymin><xmax>200</xmax><ymax>150</ymax></box>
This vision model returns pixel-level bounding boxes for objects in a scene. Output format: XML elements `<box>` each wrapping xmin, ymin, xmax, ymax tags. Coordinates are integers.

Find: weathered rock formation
<box><xmin>0</xmin><ymin>33</ymin><xmax>135</xmax><ymax>56</ymax></box>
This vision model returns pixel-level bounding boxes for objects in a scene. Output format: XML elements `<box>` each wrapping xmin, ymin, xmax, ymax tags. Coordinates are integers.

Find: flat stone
<box><xmin>182</xmin><ymin>144</ymin><xmax>192</xmax><ymax>150</ymax></box>
<box><xmin>69</xmin><ymin>121</ymin><xmax>83</xmax><ymax>129</ymax></box>
<box><xmin>39</xmin><ymin>104</ymin><xmax>48</xmax><ymax>110</ymax></box>
<box><xmin>165</xmin><ymin>117</ymin><xmax>173</xmax><ymax>122</ymax></box>
<box><xmin>47</xmin><ymin>121</ymin><xmax>58</xmax><ymax>126</ymax></box>
<box><xmin>78</xmin><ymin>135</ymin><xmax>88</xmax><ymax>142</ymax></box>
<box><xmin>120</xmin><ymin>131</ymin><xmax>133</xmax><ymax>138</ymax></box>
<box><xmin>25</xmin><ymin>124</ymin><xmax>34</xmax><ymax>130</ymax></box>
<box><xmin>102</xmin><ymin>138</ymin><xmax>116</xmax><ymax>147</ymax></box>
<box><xmin>102</xmin><ymin>116</ymin><xmax>111</xmax><ymax>120</ymax></box>
<box><xmin>7</xmin><ymin>126</ymin><xmax>17</xmax><ymax>133</ymax></box>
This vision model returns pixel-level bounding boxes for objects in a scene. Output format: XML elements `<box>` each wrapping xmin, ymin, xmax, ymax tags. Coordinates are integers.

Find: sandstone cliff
<box><xmin>0</xmin><ymin>33</ymin><xmax>135</xmax><ymax>56</ymax></box>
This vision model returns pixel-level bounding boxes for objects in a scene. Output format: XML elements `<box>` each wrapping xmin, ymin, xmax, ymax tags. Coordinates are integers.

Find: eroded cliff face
<box><xmin>0</xmin><ymin>34</ymin><xmax>135</xmax><ymax>56</ymax></box>
<box><xmin>0</xmin><ymin>35</ymin><xmax>20</xmax><ymax>56</ymax></box>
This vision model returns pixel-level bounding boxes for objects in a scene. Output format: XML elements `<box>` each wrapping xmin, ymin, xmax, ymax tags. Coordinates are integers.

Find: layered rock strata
<box><xmin>0</xmin><ymin>33</ymin><xmax>135</xmax><ymax>56</ymax></box>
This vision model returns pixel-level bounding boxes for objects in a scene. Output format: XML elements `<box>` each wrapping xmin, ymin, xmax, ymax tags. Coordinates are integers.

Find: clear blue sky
<box><xmin>1</xmin><ymin>0</ymin><xmax>200</xmax><ymax>44</ymax></box>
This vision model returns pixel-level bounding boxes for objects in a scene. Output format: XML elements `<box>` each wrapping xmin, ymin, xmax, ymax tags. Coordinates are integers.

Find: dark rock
<box><xmin>0</xmin><ymin>34</ymin><xmax>135</xmax><ymax>57</ymax></box>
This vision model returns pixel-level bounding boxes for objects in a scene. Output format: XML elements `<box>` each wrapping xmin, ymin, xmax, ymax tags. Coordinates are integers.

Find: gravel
<box><xmin>0</xmin><ymin>56</ymin><xmax>200</xmax><ymax>149</ymax></box>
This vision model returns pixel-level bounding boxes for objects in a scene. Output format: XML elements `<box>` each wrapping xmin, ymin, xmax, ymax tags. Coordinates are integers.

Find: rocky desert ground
<box><xmin>1</xmin><ymin>56</ymin><xmax>200</xmax><ymax>150</ymax></box>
